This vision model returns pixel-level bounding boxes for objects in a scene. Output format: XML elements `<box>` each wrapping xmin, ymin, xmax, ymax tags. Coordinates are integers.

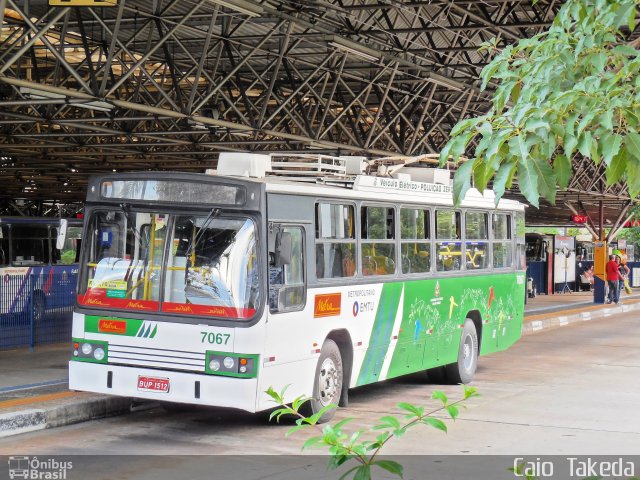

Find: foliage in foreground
<box><xmin>440</xmin><ymin>0</ymin><xmax>640</xmax><ymax>208</ymax></box>
<box><xmin>266</xmin><ymin>385</ymin><xmax>479</xmax><ymax>480</ymax></box>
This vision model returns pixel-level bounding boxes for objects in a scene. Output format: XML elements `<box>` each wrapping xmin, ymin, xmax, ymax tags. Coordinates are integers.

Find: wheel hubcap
<box><xmin>462</xmin><ymin>334</ymin><xmax>475</xmax><ymax>371</ymax></box>
<box><xmin>318</xmin><ymin>358</ymin><xmax>339</xmax><ymax>406</ymax></box>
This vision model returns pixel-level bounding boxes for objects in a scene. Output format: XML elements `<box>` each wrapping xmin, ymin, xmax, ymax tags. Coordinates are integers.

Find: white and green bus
<box><xmin>69</xmin><ymin>153</ymin><xmax>526</xmax><ymax>421</ymax></box>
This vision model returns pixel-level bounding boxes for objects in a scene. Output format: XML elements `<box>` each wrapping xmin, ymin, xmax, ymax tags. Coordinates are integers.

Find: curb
<box><xmin>0</xmin><ymin>395</ymin><xmax>132</xmax><ymax>438</ymax></box>
<box><xmin>522</xmin><ymin>301</ymin><xmax>640</xmax><ymax>335</ymax></box>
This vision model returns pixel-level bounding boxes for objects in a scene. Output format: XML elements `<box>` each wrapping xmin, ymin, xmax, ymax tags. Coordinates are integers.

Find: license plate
<box><xmin>137</xmin><ymin>375</ymin><xmax>170</xmax><ymax>393</ymax></box>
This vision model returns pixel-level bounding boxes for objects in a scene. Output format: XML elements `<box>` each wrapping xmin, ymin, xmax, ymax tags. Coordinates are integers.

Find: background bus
<box><xmin>0</xmin><ymin>217</ymin><xmax>82</xmax><ymax>349</ymax></box>
<box><xmin>69</xmin><ymin>154</ymin><xmax>526</xmax><ymax>421</ymax></box>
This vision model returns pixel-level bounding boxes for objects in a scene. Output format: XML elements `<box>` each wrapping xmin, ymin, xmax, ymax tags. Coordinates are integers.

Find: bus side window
<box><xmin>51</xmin><ymin>226</ymin><xmax>82</xmax><ymax>265</ymax></box>
<box><xmin>465</xmin><ymin>211</ymin><xmax>488</xmax><ymax>270</ymax></box>
<box><xmin>0</xmin><ymin>225</ymin><xmax>7</xmax><ymax>266</ymax></box>
<box><xmin>269</xmin><ymin>226</ymin><xmax>305</xmax><ymax>313</ymax></box>
<box><xmin>435</xmin><ymin>209</ymin><xmax>461</xmax><ymax>272</ymax></box>
<box><xmin>315</xmin><ymin>203</ymin><xmax>356</xmax><ymax>279</ymax></box>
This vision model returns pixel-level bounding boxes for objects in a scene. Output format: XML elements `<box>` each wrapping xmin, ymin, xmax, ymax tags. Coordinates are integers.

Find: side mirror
<box><xmin>275</xmin><ymin>231</ymin><xmax>292</xmax><ymax>266</ymax></box>
<box><xmin>56</xmin><ymin>219</ymin><xmax>68</xmax><ymax>250</ymax></box>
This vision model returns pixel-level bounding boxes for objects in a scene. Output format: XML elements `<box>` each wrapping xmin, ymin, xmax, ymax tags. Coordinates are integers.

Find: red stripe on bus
<box><xmin>77</xmin><ymin>294</ymin><xmax>159</xmax><ymax>311</ymax></box>
<box><xmin>162</xmin><ymin>302</ymin><xmax>255</xmax><ymax>318</ymax></box>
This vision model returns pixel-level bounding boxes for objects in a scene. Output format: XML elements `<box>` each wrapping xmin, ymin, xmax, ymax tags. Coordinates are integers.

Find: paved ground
<box><xmin>1</xmin><ymin>309</ymin><xmax>638</xmax><ymax>473</ymax></box>
<box><xmin>1</xmin><ymin>294</ymin><xmax>639</xmax><ymax>479</ymax></box>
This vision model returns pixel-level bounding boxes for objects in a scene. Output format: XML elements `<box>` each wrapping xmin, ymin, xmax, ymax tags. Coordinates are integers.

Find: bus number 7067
<box><xmin>201</xmin><ymin>332</ymin><xmax>231</xmax><ymax>345</ymax></box>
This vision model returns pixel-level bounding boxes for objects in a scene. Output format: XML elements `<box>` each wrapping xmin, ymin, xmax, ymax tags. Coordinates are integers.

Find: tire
<box><xmin>306</xmin><ymin>339</ymin><xmax>343</xmax><ymax>424</ymax></box>
<box><xmin>445</xmin><ymin>319</ymin><xmax>478</xmax><ymax>384</ymax></box>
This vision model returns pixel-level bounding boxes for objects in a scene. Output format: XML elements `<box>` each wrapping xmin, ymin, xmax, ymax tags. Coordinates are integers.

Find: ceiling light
<box><xmin>328</xmin><ymin>37</ymin><xmax>380</xmax><ymax>62</ymax></box>
<box><xmin>19</xmin><ymin>87</ymin><xmax>114</xmax><ymax>112</ymax></box>
<box><xmin>208</xmin><ymin>0</ymin><xmax>264</xmax><ymax>17</ymax></box>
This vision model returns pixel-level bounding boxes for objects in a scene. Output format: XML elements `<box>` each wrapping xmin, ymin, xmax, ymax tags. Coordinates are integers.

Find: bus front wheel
<box><xmin>306</xmin><ymin>339</ymin><xmax>343</xmax><ymax>423</ymax></box>
<box><xmin>445</xmin><ymin>319</ymin><xmax>478</xmax><ymax>384</ymax></box>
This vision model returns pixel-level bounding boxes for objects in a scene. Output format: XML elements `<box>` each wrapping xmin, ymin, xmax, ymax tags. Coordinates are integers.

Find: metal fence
<box><xmin>1</xmin><ymin>272</ymin><xmax>77</xmax><ymax>350</ymax></box>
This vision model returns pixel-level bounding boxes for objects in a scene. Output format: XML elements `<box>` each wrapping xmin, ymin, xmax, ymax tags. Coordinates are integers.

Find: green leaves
<box><xmin>554</xmin><ymin>154</ymin><xmax>572</xmax><ymax>189</ymax></box>
<box><xmin>606</xmin><ymin>150</ymin><xmax>627</xmax><ymax>185</ymax></box>
<box><xmin>440</xmin><ymin>0</ymin><xmax>640</xmax><ymax>206</ymax></box>
<box><xmin>452</xmin><ymin>159</ymin><xmax>476</xmax><ymax>206</ymax></box>
<box><xmin>372</xmin><ymin>460</ymin><xmax>403</xmax><ymax>478</ymax></box>
<box><xmin>531</xmin><ymin>156</ymin><xmax>557</xmax><ymax>205</ymax></box>
<box><xmin>511</xmin><ymin>135</ymin><xmax>541</xmax><ymax>208</ymax></box>
<box><xmin>268</xmin><ymin>384</ymin><xmax>478</xmax><ymax>480</ymax></box>
<box><xmin>423</xmin><ymin>417</ymin><xmax>448</xmax><ymax>433</ymax></box>
<box><xmin>601</xmin><ymin>134</ymin><xmax>622</xmax><ymax>166</ymax></box>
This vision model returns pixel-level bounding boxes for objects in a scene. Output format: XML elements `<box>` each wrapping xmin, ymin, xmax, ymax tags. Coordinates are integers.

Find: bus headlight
<box><xmin>205</xmin><ymin>352</ymin><xmax>258</xmax><ymax>377</ymax></box>
<box><xmin>73</xmin><ymin>339</ymin><xmax>108</xmax><ymax>363</ymax></box>
<box><xmin>93</xmin><ymin>347</ymin><xmax>105</xmax><ymax>361</ymax></box>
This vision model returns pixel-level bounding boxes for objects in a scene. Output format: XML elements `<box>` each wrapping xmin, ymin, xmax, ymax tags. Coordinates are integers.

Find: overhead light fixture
<box><xmin>328</xmin><ymin>37</ymin><xmax>380</xmax><ymax>62</ymax></box>
<box><xmin>208</xmin><ymin>0</ymin><xmax>264</xmax><ymax>17</ymax></box>
<box><xmin>19</xmin><ymin>87</ymin><xmax>114</xmax><ymax>112</ymax></box>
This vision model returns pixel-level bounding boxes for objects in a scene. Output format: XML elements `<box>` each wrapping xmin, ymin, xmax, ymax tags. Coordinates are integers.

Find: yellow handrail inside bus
<box><xmin>144</xmin><ymin>216</ymin><xmax>156</xmax><ymax>300</ymax></box>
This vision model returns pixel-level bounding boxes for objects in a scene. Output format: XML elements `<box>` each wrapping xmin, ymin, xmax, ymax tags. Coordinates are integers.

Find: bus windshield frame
<box><xmin>77</xmin><ymin>205</ymin><xmax>263</xmax><ymax>323</ymax></box>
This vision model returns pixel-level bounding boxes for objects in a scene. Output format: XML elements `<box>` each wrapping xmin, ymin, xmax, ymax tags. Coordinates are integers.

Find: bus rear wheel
<box><xmin>306</xmin><ymin>339</ymin><xmax>342</xmax><ymax>423</ymax></box>
<box><xmin>445</xmin><ymin>319</ymin><xmax>478</xmax><ymax>384</ymax></box>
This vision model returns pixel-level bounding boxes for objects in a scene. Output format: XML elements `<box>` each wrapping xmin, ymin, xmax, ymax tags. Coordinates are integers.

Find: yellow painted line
<box><xmin>0</xmin><ymin>391</ymin><xmax>78</xmax><ymax>409</ymax></box>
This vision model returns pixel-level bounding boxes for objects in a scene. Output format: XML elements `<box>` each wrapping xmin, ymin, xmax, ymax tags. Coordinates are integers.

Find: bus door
<box><xmin>264</xmin><ymin>224</ymin><xmax>307</xmax><ymax>364</ymax></box>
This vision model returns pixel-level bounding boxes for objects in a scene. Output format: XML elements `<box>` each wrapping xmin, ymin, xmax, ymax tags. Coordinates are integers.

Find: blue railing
<box><xmin>0</xmin><ymin>271</ymin><xmax>77</xmax><ymax>350</ymax></box>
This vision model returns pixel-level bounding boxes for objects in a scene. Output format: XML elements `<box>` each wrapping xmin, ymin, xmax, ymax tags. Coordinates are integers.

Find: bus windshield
<box><xmin>78</xmin><ymin>209</ymin><xmax>260</xmax><ymax>320</ymax></box>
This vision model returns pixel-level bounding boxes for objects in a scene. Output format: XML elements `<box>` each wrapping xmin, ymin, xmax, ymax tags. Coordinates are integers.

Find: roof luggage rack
<box><xmin>269</xmin><ymin>153</ymin><xmax>365</xmax><ymax>186</ymax></box>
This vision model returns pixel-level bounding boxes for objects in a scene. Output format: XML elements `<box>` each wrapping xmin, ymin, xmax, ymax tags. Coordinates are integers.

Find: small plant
<box><xmin>266</xmin><ymin>385</ymin><xmax>480</xmax><ymax>480</ymax></box>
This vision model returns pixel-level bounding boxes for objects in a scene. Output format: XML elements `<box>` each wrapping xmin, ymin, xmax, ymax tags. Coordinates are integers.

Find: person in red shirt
<box><xmin>605</xmin><ymin>255</ymin><xmax>620</xmax><ymax>304</ymax></box>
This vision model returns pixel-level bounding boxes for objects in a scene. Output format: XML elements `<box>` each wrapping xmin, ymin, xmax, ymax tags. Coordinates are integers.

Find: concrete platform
<box><xmin>1</xmin><ymin>294</ymin><xmax>639</xmax><ymax>439</ymax></box>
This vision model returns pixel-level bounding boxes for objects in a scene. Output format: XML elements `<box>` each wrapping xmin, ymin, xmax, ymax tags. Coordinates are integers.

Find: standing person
<box><xmin>615</xmin><ymin>251</ymin><xmax>630</xmax><ymax>302</ymax></box>
<box><xmin>605</xmin><ymin>254</ymin><xmax>620</xmax><ymax>304</ymax></box>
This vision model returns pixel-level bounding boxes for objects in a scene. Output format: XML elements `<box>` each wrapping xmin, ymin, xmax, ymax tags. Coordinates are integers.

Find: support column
<box><xmin>593</xmin><ymin>201</ymin><xmax>607</xmax><ymax>304</ymax></box>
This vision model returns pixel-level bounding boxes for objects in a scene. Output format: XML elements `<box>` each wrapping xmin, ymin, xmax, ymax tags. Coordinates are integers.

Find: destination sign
<box><xmin>354</xmin><ymin>175</ymin><xmax>452</xmax><ymax>194</ymax></box>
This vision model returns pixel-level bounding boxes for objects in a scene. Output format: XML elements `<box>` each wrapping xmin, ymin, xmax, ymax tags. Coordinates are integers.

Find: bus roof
<box><xmin>260</xmin><ymin>175</ymin><xmax>524</xmax><ymax>212</ymax></box>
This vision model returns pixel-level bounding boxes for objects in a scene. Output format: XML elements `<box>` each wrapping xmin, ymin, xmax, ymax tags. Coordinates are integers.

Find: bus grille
<box><xmin>108</xmin><ymin>344</ymin><xmax>206</xmax><ymax>372</ymax></box>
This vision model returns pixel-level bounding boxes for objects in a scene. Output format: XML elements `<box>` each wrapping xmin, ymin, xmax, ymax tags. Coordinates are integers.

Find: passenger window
<box><xmin>0</xmin><ymin>225</ymin><xmax>7</xmax><ymax>266</ymax></box>
<box><xmin>270</xmin><ymin>226</ymin><xmax>305</xmax><ymax>313</ymax></box>
<box><xmin>400</xmin><ymin>208</ymin><xmax>430</xmax><ymax>274</ymax></box>
<box><xmin>465</xmin><ymin>212</ymin><xmax>488</xmax><ymax>270</ymax></box>
<box><xmin>435</xmin><ymin>210</ymin><xmax>461</xmax><ymax>271</ymax></box>
<box><xmin>52</xmin><ymin>226</ymin><xmax>82</xmax><ymax>265</ymax></box>
<box><xmin>361</xmin><ymin>205</ymin><xmax>395</xmax><ymax>276</ymax></box>
<box><xmin>10</xmin><ymin>225</ymin><xmax>50</xmax><ymax>265</ymax></box>
<box><xmin>315</xmin><ymin>203</ymin><xmax>356</xmax><ymax>279</ymax></box>
<box><xmin>493</xmin><ymin>213</ymin><xmax>513</xmax><ymax>268</ymax></box>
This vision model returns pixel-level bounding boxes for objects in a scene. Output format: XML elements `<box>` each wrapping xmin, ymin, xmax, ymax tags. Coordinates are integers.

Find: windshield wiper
<box><xmin>186</xmin><ymin>208</ymin><xmax>220</xmax><ymax>264</ymax></box>
<box><xmin>120</xmin><ymin>202</ymin><xmax>145</xmax><ymax>247</ymax></box>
